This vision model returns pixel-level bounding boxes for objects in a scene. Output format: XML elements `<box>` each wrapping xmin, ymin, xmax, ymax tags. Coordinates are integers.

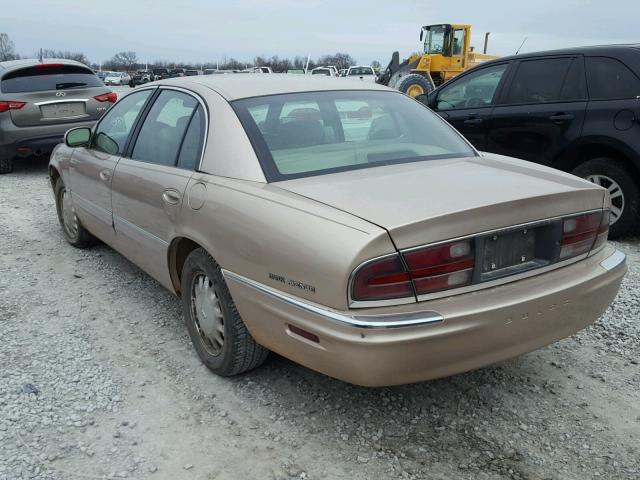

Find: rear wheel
<box><xmin>572</xmin><ymin>158</ymin><xmax>639</xmax><ymax>238</ymax></box>
<box><xmin>398</xmin><ymin>74</ymin><xmax>434</xmax><ymax>98</ymax></box>
<box><xmin>0</xmin><ymin>157</ymin><xmax>13</xmax><ymax>174</ymax></box>
<box><xmin>181</xmin><ymin>248</ymin><xmax>268</xmax><ymax>376</ymax></box>
<box><xmin>54</xmin><ymin>178</ymin><xmax>97</xmax><ymax>248</ymax></box>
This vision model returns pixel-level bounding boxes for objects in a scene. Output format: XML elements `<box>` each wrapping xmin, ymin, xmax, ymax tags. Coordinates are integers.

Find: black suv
<box><xmin>418</xmin><ymin>45</ymin><xmax>640</xmax><ymax>237</ymax></box>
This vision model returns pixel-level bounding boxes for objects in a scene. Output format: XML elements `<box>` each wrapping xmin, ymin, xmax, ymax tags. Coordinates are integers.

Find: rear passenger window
<box><xmin>586</xmin><ymin>57</ymin><xmax>640</xmax><ymax>100</ymax></box>
<box><xmin>177</xmin><ymin>106</ymin><xmax>205</xmax><ymax>170</ymax></box>
<box><xmin>132</xmin><ymin>90</ymin><xmax>199</xmax><ymax>166</ymax></box>
<box><xmin>505</xmin><ymin>58</ymin><xmax>573</xmax><ymax>104</ymax></box>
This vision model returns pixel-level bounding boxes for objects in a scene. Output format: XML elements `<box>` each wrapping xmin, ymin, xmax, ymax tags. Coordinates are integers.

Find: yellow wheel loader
<box><xmin>377</xmin><ymin>24</ymin><xmax>499</xmax><ymax>97</ymax></box>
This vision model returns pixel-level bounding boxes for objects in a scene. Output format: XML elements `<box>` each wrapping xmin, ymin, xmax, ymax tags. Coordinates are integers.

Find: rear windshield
<box><xmin>232</xmin><ymin>90</ymin><xmax>476</xmax><ymax>181</ymax></box>
<box><xmin>1</xmin><ymin>65</ymin><xmax>103</xmax><ymax>93</ymax></box>
<box><xmin>349</xmin><ymin>68</ymin><xmax>374</xmax><ymax>75</ymax></box>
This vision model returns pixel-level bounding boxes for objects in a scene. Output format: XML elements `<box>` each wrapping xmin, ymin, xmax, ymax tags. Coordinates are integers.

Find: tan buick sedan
<box><xmin>48</xmin><ymin>75</ymin><xmax>626</xmax><ymax>386</ymax></box>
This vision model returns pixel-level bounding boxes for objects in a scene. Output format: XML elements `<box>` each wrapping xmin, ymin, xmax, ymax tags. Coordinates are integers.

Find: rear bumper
<box><xmin>0</xmin><ymin>119</ymin><xmax>97</xmax><ymax>159</ymax></box>
<box><xmin>224</xmin><ymin>246</ymin><xmax>626</xmax><ymax>386</ymax></box>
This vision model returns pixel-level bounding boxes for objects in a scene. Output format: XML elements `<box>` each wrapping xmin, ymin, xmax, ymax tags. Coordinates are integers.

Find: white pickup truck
<box><xmin>345</xmin><ymin>66</ymin><xmax>377</xmax><ymax>83</ymax></box>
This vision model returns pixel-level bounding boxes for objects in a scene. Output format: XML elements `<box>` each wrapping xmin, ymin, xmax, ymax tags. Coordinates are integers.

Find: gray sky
<box><xmin>4</xmin><ymin>0</ymin><xmax>639</xmax><ymax>65</ymax></box>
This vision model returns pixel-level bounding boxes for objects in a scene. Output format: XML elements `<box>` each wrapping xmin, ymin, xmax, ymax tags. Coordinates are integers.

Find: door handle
<box><xmin>162</xmin><ymin>190</ymin><xmax>181</xmax><ymax>205</ymax></box>
<box><xmin>463</xmin><ymin>118</ymin><xmax>483</xmax><ymax>125</ymax></box>
<box><xmin>99</xmin><ymin>169</ymin><xmax>111</xmax><ymax>181</ymax></box>
<box><xmin>549</xmin><ymin>113</ymin><xmax>574</xmax><ymax>124</ymax></box>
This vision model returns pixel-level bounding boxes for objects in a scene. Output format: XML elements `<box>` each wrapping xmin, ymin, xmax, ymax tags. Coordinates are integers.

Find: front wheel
<box><xmin>54</xmin><ymin>178</ymin><xmax>97</xmax><ymax>248</ymax></box>
<box><xmin>572</xmin><ymin>158</ymin><xmax>639</xmax><ymax>238</ymax></box>
<box><xmin>181</xmin><ymin>248</ymin><xmax>268</xmax><ymax>376</ymax></box>
<box><xmin>398</xmin><ymin>74</ymin><xmax>434</xmax><ymax>98</ymax></box>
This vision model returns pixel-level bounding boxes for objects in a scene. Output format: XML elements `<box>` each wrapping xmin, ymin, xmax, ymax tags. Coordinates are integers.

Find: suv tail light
<box><xmin>0</xmin><ymin>101</ymin><xmax>26</xmax><ymax>113</ymax></box>
<box><xmin>560</xmin><ymin>211</ymin><xmax>604</xmax><ymax>260</ymax></box>
<box><xmin>403</xmin><ymin>240</ymin><xmax>474</xmax><ymax>295</ymax></box>
<box><xmin>94</xmin><ymin>92</ymin><xmax>117</xmax><ymax>103</ymax></box>
<box><xmin>351</xmin><ymin>254</ymin><xmax>413</xmax><ymax>301</ymax></box>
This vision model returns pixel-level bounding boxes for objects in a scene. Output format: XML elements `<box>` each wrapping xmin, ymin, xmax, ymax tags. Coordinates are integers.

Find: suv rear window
<box><xmin>1</xmin><ymin>64</ymin><xmax>103</xmax><ymax>93</ymax></box>
<box><xmin>586</xmin><ymin>56</ymin><xmax>640</xmax><ymax>100</ymax></box>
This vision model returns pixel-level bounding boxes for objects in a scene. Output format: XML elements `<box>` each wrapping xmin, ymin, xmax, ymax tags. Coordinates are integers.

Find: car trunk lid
<box><xmin>275</xmin><ymin>153</ymin><xmax>606</xmax><ymax>250</ymax></box>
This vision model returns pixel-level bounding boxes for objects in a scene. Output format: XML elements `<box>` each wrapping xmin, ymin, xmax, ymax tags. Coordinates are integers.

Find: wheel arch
<box><xmin>168</xmin><ymin>236</ymin><xmax>211</xmax><ymax>296</ymax></box>
<box><xmin>553</xmin><ymin>137</ymin><xmax>640</xmax><ymax>180</ymax></box>
<box><xmin>48</xmin><ymin>165</ymin><xmax>61</xmax><ymax>190</ymax></box>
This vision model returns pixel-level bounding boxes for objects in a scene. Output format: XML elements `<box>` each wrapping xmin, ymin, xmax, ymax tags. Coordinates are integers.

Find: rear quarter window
<box><xmin>585</xmin><ymin>56</ymin><xmax>640</xmax><ymax>100</ymax></box>
<box><xmin>1</xmin><ymin>65</ymin><xmax>103</xmax><ymax>93</ymax></box>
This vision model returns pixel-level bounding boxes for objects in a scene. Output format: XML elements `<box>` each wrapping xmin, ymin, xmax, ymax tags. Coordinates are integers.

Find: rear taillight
<box><xmin>403</xmin><ymin>240</ymin><xmax>475</xmax><ymax>295</ymax></box>
<box><xmin>560</xmin><ymin>211</ymin><xmax>602</xmax><ymax>260</ymax></box>
<box><xmin>0</xmin><ymin>101</ymin><xmax>26</xmax><ymax>113</ymax></box>
<box><xmin>350</xmin><ymin>209</ymin><xmax>609</xmax><ymax>305</ymax></box>
<box><xmin>351</xmin><ymin>254</ymin><xmax>413</xmax><ymax>301</ymax></box>
<box><xmin>94</xmin><ymin>92</ymin><xmax>117</xmax><ymax>103</ymax></box>
<box><xmin>590</xmin><ymin>209</ymin><xmax>610</xmax><ymax>254</ymax></box>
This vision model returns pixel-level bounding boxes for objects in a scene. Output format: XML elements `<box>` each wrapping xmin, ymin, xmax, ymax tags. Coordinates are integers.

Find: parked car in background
<box><xmin>95</xmin><ymin>71</ymin><xmax>108</xmax><ymax>82</ymax></box>
<box><xmin>169</xmin><ymin>68</ymin><xmax>186</xmax><ymax>78</ymax></box>
<box><xmin>417</xmin><ymin>45</ymin><xmax>640</xmax><ymax>237</ymax></box>
<box><xmin>310</xmin><ymin>67</ymin><xmax>336</xmax><ymax>76</ymax></box>
<box><xmin>286</xmin><ymin>68</ymin><xmax>306</xmax><ymax>74</ymax></box>
<box><xmin>346</xmin><ymin>66</ymin><xmax>377</xmax><ymax>83</ymax></box>
<box><xmin>152</xmin><ymin>68</ymin><xmax>170</xmax><ymax>80</ymax></box>
<box><xmin>184</xmin><ymin>69</ymin><xmax>201</xmax><ymax>76</ymax></box>
<box><xmin>128</xmin><ymin>70</ymin><xmax>153</xmax><ymax>87</ymax></box>
<box><xmin>104</xmin><ymin>71</ymin><xmax>131</xmax><ymax>86</ymax></box>
<box><xmin>0</xmin><ymin>58</ymin><xmax>115</xmax><ymax>173</ymax></box>
<box><xmin>49</xmin><ymin>75</ymin><xmax>625</xmax><ymax>386</ymax></box>
<box><xmin>338</xmin><ymin>69</ymin><xmax>347</xmax><ymax>77</ymax></box>
<box><xmin>203</xmin><ymin>69</ymin><xmax>217</xmax><ymax>75</ymax></box>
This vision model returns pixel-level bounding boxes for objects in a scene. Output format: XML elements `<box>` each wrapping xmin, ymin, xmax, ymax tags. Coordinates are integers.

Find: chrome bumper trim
<box><xmin>222</xmin><ymin>270</ymin><xmax>444</xmax><ymax>329</ymax></box>
<box><xmin>600</xmin><ymin>249</ymin><xmax>626</xmax><ymax>272</ymax></box>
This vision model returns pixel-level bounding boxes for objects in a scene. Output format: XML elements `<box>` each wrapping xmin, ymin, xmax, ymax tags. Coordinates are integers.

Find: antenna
<box><xmin>515</xmin><ymin>37</ymin><xmax>527</xmax><ymax>55</ymax></box>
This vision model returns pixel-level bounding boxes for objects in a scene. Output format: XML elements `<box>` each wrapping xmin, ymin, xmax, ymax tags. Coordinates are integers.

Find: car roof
<box><xmin>156</xmin><ymin>74</ymin><xmax>391</xmax><ymax>100</ymax></box>
<box><xmin>0</xmin><ymin>58</ymin><xmax>90</xmax><ymax>76</ymax></box>
<box><xmin>484</xmin><ymin>44</ymin><xmax>640</xmax><ymax>64</ymax></box>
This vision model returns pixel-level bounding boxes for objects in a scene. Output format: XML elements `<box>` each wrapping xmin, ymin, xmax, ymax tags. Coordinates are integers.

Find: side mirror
<box><xmin>94</xmin><ymin>132</ymin><xmax>119</xmax><ymax>155</ymax></box>
<box><xmin>65</xmin><ymin>127</ymin><xmax>91</xmax><ymax>148</ymax></box>
<box><xmin>415</xmin><ymin>91</ymin><xmax>436</xmax><ymax>108</ymax></box>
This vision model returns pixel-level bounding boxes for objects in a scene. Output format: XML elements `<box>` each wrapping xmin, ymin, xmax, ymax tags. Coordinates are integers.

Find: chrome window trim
<box><xmin>222</xmin><ymin>270</ymin><xmax>443</xmax><ymax>329</ymax></box>
<box><xmin>349</xmin><ymin>209</ymin><xmax>604</xmax><ymax>308</ymax></box>
<box><xmin>156</xmin><ymin>85</ymin><xmax>209</xmax><ymax>172</ymax></box>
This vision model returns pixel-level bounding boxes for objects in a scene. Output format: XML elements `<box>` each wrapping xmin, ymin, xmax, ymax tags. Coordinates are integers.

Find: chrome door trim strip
<box><xmin>222</xmin><ymin>269</ymin><xmax>444</xmax><ymax>329</ymax></box>
<box><xmin>113</xmin><ymin>214</ymin><xmax>170</xmax><ymax>247</ymax></box>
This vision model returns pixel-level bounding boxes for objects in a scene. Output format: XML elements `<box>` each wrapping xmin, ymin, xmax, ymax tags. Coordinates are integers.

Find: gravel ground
<box><xmin>1</xmin><ymin>153</ymin><xmax>639</xmax><ymax>480</ymax></box>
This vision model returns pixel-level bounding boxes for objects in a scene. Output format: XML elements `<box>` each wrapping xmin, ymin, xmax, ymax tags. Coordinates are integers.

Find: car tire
<box><xmin>398</xmin><ymin>74</ymin><xmax>434</xmax><ymax>98</ymax></box>
<box><xmin>54</xmin><ymin>178</ymin><xmax>97</xmax><ymax>248</ymax></box>
<box><xmin>572</xmin><ymin>158</ymin><xmax>640</xmax><ymax>238</ymax></box>
<box><xmin>0</xmin><ymin>157</ymin><xmax>13</xmax><ymax>174</ymax></box>
<box><xmin>181</xmin><ymin>248</ymin><xmax>269</xmax><ymax>377</ymax></box>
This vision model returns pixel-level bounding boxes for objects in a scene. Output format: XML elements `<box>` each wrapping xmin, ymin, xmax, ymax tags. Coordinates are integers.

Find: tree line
<box><xmin>1</xmin><ymin>32</ymin><xmax>380</xmax><ymax>72</ymax></box>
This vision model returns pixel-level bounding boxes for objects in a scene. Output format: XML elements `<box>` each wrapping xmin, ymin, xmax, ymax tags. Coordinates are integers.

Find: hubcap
<box><xmin>585</xmin><ymin>174</ymin><xmax>624</xmax><ymax>225</ymax></box>
<box><xmin>406</xmin><ymin>84</ymin><xmax>424</xmax><ymax>98</ymax></box>
<box><xmin>61</xmin><ymin>189</ymin><xmax>79</xmax><ymax>238</ymax></box>
<box><xmin>191</xmin><ymin>274</ymin><xmax>225</xmax><ymax>355</ymax></box>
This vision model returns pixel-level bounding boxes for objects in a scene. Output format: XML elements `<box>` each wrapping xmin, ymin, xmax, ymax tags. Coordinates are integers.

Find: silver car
<box><xmin>0</xmin><ymin>58</ymin><xmax>115</xmax><ymax>173</ymax></box>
